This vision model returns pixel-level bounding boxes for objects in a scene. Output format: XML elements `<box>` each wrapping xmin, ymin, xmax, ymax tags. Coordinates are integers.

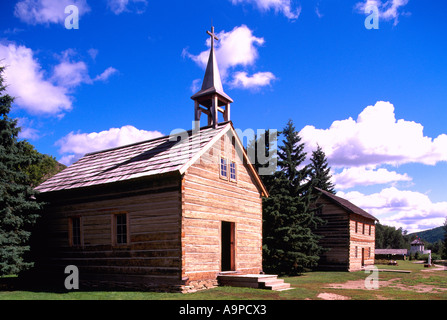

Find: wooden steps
<box><xmin>217</xmin><ymin>274</ymin><xmax>292</xmax><ymax>291</ymax></box>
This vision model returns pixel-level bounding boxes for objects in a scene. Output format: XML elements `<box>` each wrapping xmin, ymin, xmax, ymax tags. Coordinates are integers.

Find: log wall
<box><xmin>315</xmin><ymin>197</ymin><xmax>376</xmax><ymax>271</ymax></box>
<box><xmin>348</xmin><ymin>215</ymin><xmax>375</xmax><ymax>271</ymax></box>
<box><xmin>181</xmin><ymin>131</ymin><xmax>263</xmax><ymax>281</ymax></box>
<box><xmin>33</xmin><ymin>175</ymin><xmax>184</xmax><ymax>290</ymax></box>
<box><xmin>314</xmin><ymin>197</ymin><xmax>350</xmax><ymax>270</ymax></box>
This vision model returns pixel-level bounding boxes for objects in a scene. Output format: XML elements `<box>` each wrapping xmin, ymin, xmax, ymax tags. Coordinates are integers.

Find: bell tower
<box><xmin>191</xmin><ymin>26</ymin><xmax>233</xmax><ymax>129</ymax></box>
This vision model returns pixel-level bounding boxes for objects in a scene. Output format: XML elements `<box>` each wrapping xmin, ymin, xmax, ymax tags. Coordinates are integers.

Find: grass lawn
<box><xmin>1</xmin><ymin>261</ymin><xmax>446</xmax><ymax>300</ymax></box>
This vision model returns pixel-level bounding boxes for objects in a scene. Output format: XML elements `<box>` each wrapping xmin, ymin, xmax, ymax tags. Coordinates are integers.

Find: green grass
<box><xmin>1</xmin><ymin>261</ymin><xmax>446</xmax><ymax>300</ymax></box>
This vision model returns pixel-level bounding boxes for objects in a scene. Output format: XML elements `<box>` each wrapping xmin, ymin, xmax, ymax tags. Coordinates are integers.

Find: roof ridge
<box><xmin>84</xmin><ymin>121</ymin><xmax>231</xmax><ymax>157</ymax></box>
<box><xmin>315</xmin><ymin>187</ymin><xmax>378</xmax><ymax>221</ymax></box>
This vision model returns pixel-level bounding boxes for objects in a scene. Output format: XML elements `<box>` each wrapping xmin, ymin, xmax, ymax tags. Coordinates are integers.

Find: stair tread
<box><xmin>265</xmin><ymin>283</ymin><xmax>291</xmax><ymax>290</ymax></box>
<box><xmin>217</xmin><ymin>273</ymin><xmax>291</xmax><ymax>291</ymax></box>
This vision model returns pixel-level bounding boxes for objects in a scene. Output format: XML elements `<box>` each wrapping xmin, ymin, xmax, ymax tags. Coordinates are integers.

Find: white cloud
<box><xmin>52</xmin><ymin>50</ymin><xmax>118</xmax><ymax>85</ymax></box>
<box><xmin>230</xmin><ymin>0</ymin><xmax>301</xmax><ymax>20</ymax></box>
<box><xmin>333</xmin><ymin>166</ymin><xmax>412</xmax><ymax>190</ymax></box>
<box><xmin>51</xmin><ymin>60</ymin><xmax>90</xmax><ymax>88</ymax></box>
<box><xmin>56</xmin><ymin>125</ymin><xmax>164</xmax><ymax>165</ymax></box>
<box><xmin>87</xmin><ymin>48</ymin><xmax>99</xmax><ymax>60</ymax></box>
<box><xmin>190</xmin><ymin>78</ymin><xmax>201</xmax><ymax>93</ymax></box>
<box><xmin>338</xmin><ymin>187</ymin><xmax>447</xmax><ymax>233</ymax></box>
<box><xmin>185</xmin><ymin>25</ymin><xmax>275</xmax><ymax>90</ymax></box>
<box><xmin>300</xmin><ymin>101</ymin><xmax>447</xmax><ymax>167</ymax></box>
<box><xmin>0</xmin><ymin>43</ymin><xmax>118</xmax><ymax>117</ymax></box>
<box><xmin>315</xmin><ymin>6</ymin><xmax>323</xmax><ymax>18</ymax></box>
<box><xmin>186</xmin><ymin>25</ymin><xmax>265</xmax><ymax>77</ymax></box>
<box><xmin>93</xmin><ymin>67</ymin><xmax>118</xmax><ymax>82</ymax></box>
<box><xmin>355</xmin><ymin>0</ymin><xmax>410</xmax><ymax>26</ymax></box>
<box><xmin>107</xmin><ymin>0</ymin><xmax>148</xmax><ymax>15</ymax></box>
<box><xmin>230</xmin><ymin>71</ymin><xmax>276</xmax><ymax>89</ymax></box>
<box><xmin>17</xmin><ymin>118</ymin><xmax>40</xmax><ymax>140</ymax></box>
<box><xmin>0</xmin><ymin>43</ymin><xmax>72</xmax><ymax>116</ymax></box>
<box><xmin>14</xmin><ymin>0</ymin><xmax>90</xmax><ymax>25</ymax></box>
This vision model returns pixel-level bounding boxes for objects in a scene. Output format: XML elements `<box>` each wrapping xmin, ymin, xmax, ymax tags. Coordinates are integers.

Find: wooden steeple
<box><xmin>191</xmin><ymin>26</ymin><xmax>233</xmax><ymax>129</ymax></box>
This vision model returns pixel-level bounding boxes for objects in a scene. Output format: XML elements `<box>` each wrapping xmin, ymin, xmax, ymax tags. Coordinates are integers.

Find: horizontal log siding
<box><xmin>315</xmin><ymin>197</ymin><xmax>376</xmax><ymax>271</ymax></box>
<box><xmin>349</xmin><ymin>214</ymin><xmax>376</xmax><ymax>271</ymax></box>
<box><xmin>314</xmin><ymin>198</ymin><xmax>350</xmax><ymax>270</ymax></box>
<box><xmin>182</xmin><ymin>133</ymin><xmax>263</xmax><ymax>281</ymax></box>
<box><xmin>34</xmin><ymin>178</ymin><xmax>183</xmax><ymax>288</ymax></box>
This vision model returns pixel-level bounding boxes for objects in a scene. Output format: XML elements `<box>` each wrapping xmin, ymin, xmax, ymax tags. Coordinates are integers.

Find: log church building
<box><xmin>33</xmin><ymin>27</ymin><xmax>273</xmax><ymax>292</ymax></box>
<box><xmin>33</xmin><ymin>26</ymin><xmax>376</xmax><ymax>292</ymax></box>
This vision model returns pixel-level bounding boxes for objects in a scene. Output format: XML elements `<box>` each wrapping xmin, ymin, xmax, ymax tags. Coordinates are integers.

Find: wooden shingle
<box><xmin>36</xmin><ymin>123</ymin><xmax>231</xmax><ymax>193</ymax></box>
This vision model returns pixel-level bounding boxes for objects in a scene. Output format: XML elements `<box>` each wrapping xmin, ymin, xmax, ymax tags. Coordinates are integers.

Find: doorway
<box><xmin>221</xmin><ymin>221</ymin><xmax>235</xmax><ymax>272</ymax></box>
<box><xmin>361</xmin><ymin>248</ymin><xmax>365</xmax><ymax>267</ymax></box>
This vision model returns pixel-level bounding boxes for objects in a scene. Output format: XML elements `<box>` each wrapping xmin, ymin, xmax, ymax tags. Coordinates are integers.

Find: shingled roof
<box><xmin>375</xmin><ymin>249</ymin><xmax>408</xmax><ymax>255</ymax></box>
<box><xmin>315</xmin><ymin>187</ymin><xmax>378</xmax><ymax>222</ymax></box>
<box><xmin>36</xmin><ymin>122</ymin><xmax>234</xmax><ymax>194</ymax></box>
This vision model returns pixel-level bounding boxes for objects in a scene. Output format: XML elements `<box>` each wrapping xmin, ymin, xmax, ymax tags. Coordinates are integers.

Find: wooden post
<box><xmin>212</xmin><ymin>95</ymin><xmax>218</xmax><ymax>128</ymax></box>
<box><xmin>194</xmin><ymin>101</ymin><xmax>201</xmax><ymax>122</ymax></box>
<box><xmin>224</xmin><ymin>103</ymin><xmax>230</xmax><ymax>122</ymax></box>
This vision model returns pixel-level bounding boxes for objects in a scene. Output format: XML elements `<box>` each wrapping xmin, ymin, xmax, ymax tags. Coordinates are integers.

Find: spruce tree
<box><xmin>309</xmin><ymin>145</ymin><xmax>336</xmax><ymax>194</ymax></box>
<box><xmin>246</xmin><ymin>129</ymin><xmax>277</xmax><ymax>189</ymax></box>
<box><xmin>262</xmin><ymin>120</ymin><xmax>324</xmax><ymax>275</ymax></box>
<box><xmin>0</xmin><ymin>66</ymin><xmax>42</xmax><ymax>275</ymax></box>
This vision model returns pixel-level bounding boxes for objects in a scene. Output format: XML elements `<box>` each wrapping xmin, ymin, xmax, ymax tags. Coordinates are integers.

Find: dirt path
<box><xmin>326</xmin><ymin>277</ymin><xmax>447</xmax><ymax>294</ymax></box>
<box><xmin>421</xmin><ymin>264</ymin><xmax>447</xmax><ymax>272</ymax></box>
<box><xmin>317</xmin><ymin>292</ymin><xmax>350</xmax><ymax>300</ymax></box>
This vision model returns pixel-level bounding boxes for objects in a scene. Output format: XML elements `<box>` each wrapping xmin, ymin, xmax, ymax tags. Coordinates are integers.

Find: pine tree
<box><xmin>309</xmin><ymin>145</ymin><xmax>336</xmax><ymax>194</ymax></box>
<box><xmin>0</xmin><ymin>66</ymin><xmax>42</xmax><ymax>276</ymax></box>
<box><xmin>262</xmin><ymin>119</ymin><xmax>324</xmax><ymax>275</ymax></box>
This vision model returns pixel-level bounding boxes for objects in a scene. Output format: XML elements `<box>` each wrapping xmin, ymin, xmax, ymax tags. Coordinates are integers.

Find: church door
<box><xmin>221</xmin><ymin>221</ymin><xmax>235</xmax><ymax>271</ymax></box>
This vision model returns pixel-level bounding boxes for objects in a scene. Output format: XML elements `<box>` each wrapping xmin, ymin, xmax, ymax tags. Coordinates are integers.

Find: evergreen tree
<box><xmin>309</xmin><ymin>145</ymin><xmax>336</xmax><ymax>194</ymax></box>
<box><xmin>246</xmin><ymin>129</ymin><xmax>277</xmax><ymax>189</ymax></box>
<box><xmin>262</xmin><ymin>119</ymin><xmax>324</xmax><ymax>275</ymax></box>
<box><xmin>0</xmin><ymin>66</ymin><xmax>42</xmax><ymax>275</ymax></box>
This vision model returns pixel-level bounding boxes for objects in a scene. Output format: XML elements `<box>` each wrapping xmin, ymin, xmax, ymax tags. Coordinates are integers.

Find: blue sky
<box><xmin>1</xmin><ymin>0</ymin><xmax>446</xmax><ymax>233</ymax></box>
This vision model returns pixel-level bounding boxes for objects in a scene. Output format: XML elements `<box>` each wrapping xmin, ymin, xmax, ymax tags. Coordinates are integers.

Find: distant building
<box><xmin>314</xmin><ymin>188</ymin><xmax>378</xmax><ymax>271</ymax></box>
<box><xmin>375</xmin><ymin>249</ymin><xmax>408</xmax><ymax>260</ymax></box>
<box><xmin>409</xmin><ymin>238</ymin><xmax>431</xmax><ymax>255</ymax></box>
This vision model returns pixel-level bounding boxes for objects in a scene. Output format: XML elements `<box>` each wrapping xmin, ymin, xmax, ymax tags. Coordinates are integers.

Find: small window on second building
<box><xmin>115</xmin><ymin>213</ymin><xmax>128</xmax><ymax>245</ymax></box>
<box><xmin>70</xmin><ymin>217</ymin><xmax>81</xmax><ymax>247</ymax></box>
<box><xmin>230</xmin><ymin>161</ymin><xmax>236</xmax><ymax>181</ymax></box>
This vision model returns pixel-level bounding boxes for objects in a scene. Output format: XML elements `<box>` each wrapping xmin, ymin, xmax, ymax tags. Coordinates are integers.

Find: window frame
<box><xmin>69</xmin><ymin>216</ymin><xmax>83</xmax><ymax>247</ymax></box>
<box><xmin>229</xmin><ymin>160</ymin><xmax>237</xmax><ymax>182</ymax></box>
<box><xmin>112</xmin><ymin>212</ymin><xmax>130</xmax><ymax>246</ymax></box>
<box><xmin>220</xmin><ymin>156</ymin><xmax>228</xmax><ymax>180</ymax></box>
